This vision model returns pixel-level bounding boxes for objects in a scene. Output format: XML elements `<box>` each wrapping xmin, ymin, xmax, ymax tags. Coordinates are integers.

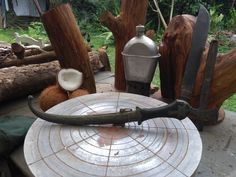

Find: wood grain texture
<box><xmin>41</xmin><ymin>4</ymin><xmax>96</xmax><ymax>93</ymax></box>
<box><xmin>24</xmin><ymin>92</ymin><xmax>202</xmax><ymax>177</ymax></box>
<box><xmin>0</xmin><ymin>51</ymin><xmax>56</xmax><ymax>68</ymax></box>
<box><xmin>159</xmin><ymin>15</ymin><xmax>195</xmax><ymax>99</ymax></box>
<box><xmin>101</xmin><ymin>0</ymin><xmax>149</xmax><ymax>91</ymax></box>
<box><xmin>0</xmin><ymin>61</ymin><xmax>60</xmax><ymax>102</ymax></box>
<box><xmin>159</xmin><ymin>14</ymin><xmax>236</xmax><ymax>110</ymax></box>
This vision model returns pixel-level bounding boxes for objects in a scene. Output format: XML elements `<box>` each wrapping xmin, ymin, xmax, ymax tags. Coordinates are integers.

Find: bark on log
<box><xmin>0</xmin><ymin>61</ymin><xmax>60</xmax><ymax>102</ymax></box>
<box><xmin>89</xmin><ymin>50</ymin><xmax>111</xmax><ymax>72</ymax></box>
<box><xmin>159</xmin><ymin>15</ymin><xmax>236</xmax><ymax>110</ymax></box>
<box><xmin>24</xmin><ymin>48</ymin><xmax>46</xmax><ymax>57</ymax></box>
<box><xmin>41</xmin><ymin>4</ymin><xmax>96</xmax><ymax>93</ymax></box>
<box><xmin>101</xmin><ymin>0</ymin><xmax>149</xmax><ymax>91</ymax></box>
<box><xmin>197</xmin><ymin>48</ymin><xmax>236</xmax><ymax>109</ymax></box>
<box><xmin>0</xmin><ymin>49</ymin><xmax>110</xmax><ymax>72</ymax></box>
<box><xmin>0</xmin><ymin>51</ymin><xmax>56</xmax><ymax>69</ymax></box>
<box><xmin>159</xmin><ymin>15</ymin><xmax>195</xmax><ymax>99</ymax></box>
<box><xmin>97</xmin><ymin>47</ymin><xmax>111</xmax><ymax>71</ymax></box>
<box><xmin>42</xmin><ymin>45</ymin><xmax>54</xmax><ymax>52</ymax></box>
<box><xmin>11</xmin><ymin>43</ymin><xmax>25</xmax><ymax>59</ymax></box>
<box><xmin>11</xmin><ymin>43</ymin><xmax>53</xmax><ymax>59</ymax></box>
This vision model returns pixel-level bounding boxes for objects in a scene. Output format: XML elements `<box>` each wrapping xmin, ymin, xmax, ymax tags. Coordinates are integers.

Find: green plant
<box><xmin>97</xmin><ymin>31</ymin><xmax>114</xmax><ymax>45</ymax></box>
<box><xmin>147</xmin><ymin>0</ymin><xmax>210</xmax><ymax>33</ymax></box>
<box><xmin>66</xmin><ymin>0</ymin><xmax>120</xmax><ymax>32</ymax></box>
<box><xmin>0</xmin><ymin>27</ymin><xmax>33</xmax><ymax>43</ymax></box>
<box><xmin>213</xmin><ymin>31</ymin><xmax>236</xmax><ymax>53</ymax></box>
<box><xmin>226</xmin><ymin>8</ymin><xmax>236</xmax><ymax>32</ymax></box>
<box><xmin>28</xmin><ymin>22</ymin><xmax>48</xmax><ymax>42</ymax></box>
<box><xmin>223</xmin><ymin>94</ymin><xmax>236</xmax><ymax>112</ymax></box>
<box><xmin>209</xmin><ymin>4</ymin><xmax>224</xmax><ymax>32</ymax></box>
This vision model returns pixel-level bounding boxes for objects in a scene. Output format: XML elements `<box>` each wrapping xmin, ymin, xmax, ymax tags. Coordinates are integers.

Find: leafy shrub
<box><xmin>147</xmin><ymin>0</ymin><xmax>209</xmax><ymax>30</ymax></box>
<box><xmin>226</xmin><ymin>9</ymin><xmax>236</xmax><ymax>32</ymax></box>
<box><xmin>28</xmin><ymin>22</ymin><xmax>48</xmax><ymax>41</ymax></box>
<box><xmin>50</xmin><ymin>1</ymin><xmax>234</xmax><ymax>34</ymax></box>
<box><xmin>64</xmin><ymin>0</ymin><xmax>120</xmax><ymax>32</ymax></box>
<box><xmin>209</xmin><ymin>4</ymin><xmax>224</xmax><ymax>32</ymax></box>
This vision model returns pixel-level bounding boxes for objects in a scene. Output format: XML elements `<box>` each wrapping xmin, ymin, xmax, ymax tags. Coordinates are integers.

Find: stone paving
<box><xmin>0</xmin><ymin>71</ymin><xmax>236</xmax><ymax>177</ymax></box>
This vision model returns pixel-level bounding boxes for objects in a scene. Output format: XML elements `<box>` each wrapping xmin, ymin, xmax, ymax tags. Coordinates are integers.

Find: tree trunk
<box><xmin>196</xmin><ymin>48</ymin><xmax>236</xmax><ymax>109</ymax></box>
<box><xmin>159</xmin><ymin>14</ymin><xmax>236</xmax><ymax>110</ymax></box>
<box><xmin>101</xmin><ymin>0</ymin><xmax>149</xmax><ymax>91</ymax></box>
<box><xmin>0</xmin><ymin>61</ymin><xmax>60</xmax><ymax>102</ymax></box>
<box><xmin>159</xmin><ymin>15</ymin><xmax>195</xmax><ymax>99</ymax></box>
<box><xmin>41</xmin><ymin>3</ymin><xmax>96</xmax><ymax>93</ymax></box>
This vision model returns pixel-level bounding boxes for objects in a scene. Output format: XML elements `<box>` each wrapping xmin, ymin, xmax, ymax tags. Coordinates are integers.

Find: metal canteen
<box><xmin>28</xmin><ymin>5</ymin><xmax>217</xmax><ymax>126</ymax></box>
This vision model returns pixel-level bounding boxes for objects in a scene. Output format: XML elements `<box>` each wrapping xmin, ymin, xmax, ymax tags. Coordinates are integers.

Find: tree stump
<box><xmin>159</xmin><ymin>15</ymin><xmax>195</xmax><ymax>100</ymax></box>
<box><xmin>159</xmin><ymin>14</ymin><xmax>236</xmax><ymax>112</ymax></box>
<box><xmin>101</xmin><ymin>0</ymin><xmax>149</xmax><ymax>91</ymax></box>
<box><xmin>41</xmin><ymin>3</ymin><xmax>96</xmax><ymax>93</ymax></box>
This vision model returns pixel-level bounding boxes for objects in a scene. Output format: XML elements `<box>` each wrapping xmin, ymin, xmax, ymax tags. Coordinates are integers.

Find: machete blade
<box><xmin>180</xmin><ymin>5</ymin><xmax>210</xmax><ymax>102</ymax></box>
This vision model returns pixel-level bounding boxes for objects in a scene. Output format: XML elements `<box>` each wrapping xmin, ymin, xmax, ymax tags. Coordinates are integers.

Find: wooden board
<box><xmin>24</xmin><ymin>92</ymin><xmax>202</xmax><ymax>177</ymax></box>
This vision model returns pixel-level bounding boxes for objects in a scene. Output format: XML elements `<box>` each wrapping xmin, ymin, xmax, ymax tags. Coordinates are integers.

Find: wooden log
<box><xmin>89</xmin><ymin>50</ymin><xmax>111</xmax><ymax>72</ymax></box>
<box><xmin>97</xmin><ymin>47</ymin><xmax>111</xmax><ymax>71</ymax></box>
<box><xmin>41</xmin><ymin>4</ymin><xmax>96</xmax><ymax>93</ymax></box>
<box><xmin>159</xmin><ymin>14</ymin><xmax>236</xmax><ymax>111</ymax></box>
<box><xmin>159</xmin><ymin>15</ymin><xmax>195</xmax><ymax>100</ymax></box>
<box><xmin>0</xmin><ymin>61</ymin><xmax>60</xmax><ymax>102</ymax></box>
<box><xmin>0</xmin><ymin>45</ymin><xmax>12</xmax><ymax>62</ymax></box>
<box><xmin>0</xmin><ymin>49</ymin><xmax>110</xmax><ymax>72</ymax></box>
<box><xmin>101</xmin><ymin>0</ymin><xmax>149</xmax><ymax>91</ymax></box>
<box><xmin>11</xmin><ymin>42</ymin><xmax>52</xmax><ymax>59</ymax></box>
<box><xmin>195</xmin><ymin>48</ymin><xmax>236</xmax><ymax>109</ymax></box>
<box><xmin>42</xmin><ymin>45</ymin><xmax>54</xmax><ymax>51</ymax></box>
<box><xmin>0</xmin><ymin>51</ymin><xmax>57</xmax><ymax>69</ymax></box>
<box><xmin>11</xmin><ymin>43</ymin><xmax>25</xmax><ymax>59</ymax></box>
<box><xmin>24</xmin><ymin>48</ymin><xmax>46</xmax><ymax>57</ymax></box>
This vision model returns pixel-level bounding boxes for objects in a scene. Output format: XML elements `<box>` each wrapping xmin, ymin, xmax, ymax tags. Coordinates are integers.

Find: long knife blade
<box><xmin>28</xmin><ymin>94</ymin><xmax>216</xmax><ymax>126</ymax></box>
<box><xmin>27</xmin><ymin>95</ymin><xmax>190</xmax><ymax>126</ymax></box>
<box><xmin>180</xmin><ymin>5</ymin><xmax>210</xmax><ymax>102</ymax></box>
<box><xmin>199</xmin><ymin>40</ymin><xmax>218</xmax><ymax>109</ymax></box>
<box><xmin>196</xmin><ymin>40</ymin><xmax>218</xmax><ymax>127</ymax></box>
<box><xmin>27</xmin><ymin>5</ymin><xmax>212</xmax><ymax>126</ymax></box>
<box><xmin>28</xmin><ymin>96</ymin><xmax>140</xmax><ymax>126</ymax></box>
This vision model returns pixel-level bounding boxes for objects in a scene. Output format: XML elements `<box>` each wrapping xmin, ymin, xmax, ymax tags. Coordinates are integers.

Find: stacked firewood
<box><xmin>0</xmin><ymin>44</ymin><xmax>13</xmax><ymax>63</ymax></box>
<box><xmin>0</xmin><ymin>42</ymin><xmax>111</xmax><ymax>103</ymax></box>
<box><xmin>0</xmin><ymin>43</ymin><xmax>110</xmax><ymax>71</ymax></box>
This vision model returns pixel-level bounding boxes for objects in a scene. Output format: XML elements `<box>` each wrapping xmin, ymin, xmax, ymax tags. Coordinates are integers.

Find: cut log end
<box><xmin>11</xmin><ymin>43</ymin><xmax>25</xmax><ymax>59</ymax></box>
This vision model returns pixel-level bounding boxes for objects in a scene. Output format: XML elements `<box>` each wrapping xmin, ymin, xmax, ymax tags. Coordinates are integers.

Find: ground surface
<box><xmin>0</xmin><ymin>71</ymin><xmax>236</xmax><ymax>177</ymax></box>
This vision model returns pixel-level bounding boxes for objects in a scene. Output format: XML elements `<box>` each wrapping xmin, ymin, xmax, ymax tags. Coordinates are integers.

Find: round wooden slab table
<box><xmin>24</xmin><ymin>92</ymin><xmax>202</xmax><ymax>177</ymax></box>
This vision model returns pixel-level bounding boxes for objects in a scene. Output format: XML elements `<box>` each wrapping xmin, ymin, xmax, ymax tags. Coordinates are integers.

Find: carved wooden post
<box><xmin>41</xmin><ymin>4</ymin><xmax>96</xmax><ymax>93</ymax></box>
<box><xmin>159</xmin><ymin>15</ymin><xmax>195</xmax><ymax>100</ymax></box>
<box><xmin>159</xmin><ymin>14</ymin><xmax>236</xmax><ymax>111</ymax></box>
<box><xmin>101</xmin><ymin>0</ymin><xmax>149</xmax><ymax>91</ymax></box>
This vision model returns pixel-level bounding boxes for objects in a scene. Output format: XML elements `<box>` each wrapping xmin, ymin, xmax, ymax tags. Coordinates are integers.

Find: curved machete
<box><xmin>180</xmin><ymin>5</ymin><xmax>210</xmax><ymax>101</ymax></box>
<box><xmin>28</xmin><ymin>5</ymin><xmax>212</xmax><ymax>126</ymax></box>
<box><xmin>28</xmin><ymin>95</ymin><xmax>190</xmax><ymax>126</ymax></box>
